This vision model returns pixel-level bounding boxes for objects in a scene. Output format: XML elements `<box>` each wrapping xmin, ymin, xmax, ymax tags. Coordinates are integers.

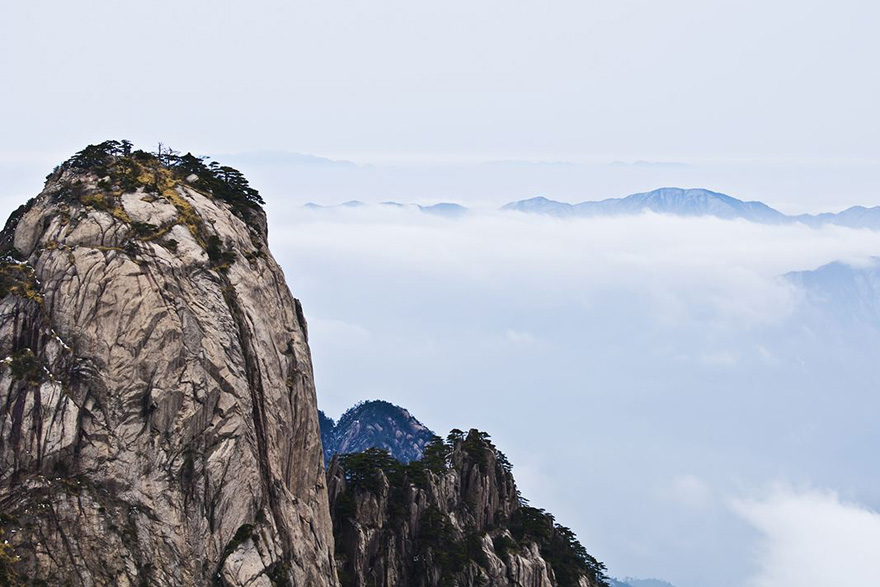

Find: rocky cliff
<box><xmin>0</xmin><ymin>142</ymin><xmax>337</xmax><ymax>586</ymax></box>
<box><xmin>327</xmin><ymin>429</ymin><xmax>609</xmax><ymax>587</ymax></box>
<box><xmin>320</xmin><ymin>400</ymin><xmax>435</xmax><ymax>465</ymax></box>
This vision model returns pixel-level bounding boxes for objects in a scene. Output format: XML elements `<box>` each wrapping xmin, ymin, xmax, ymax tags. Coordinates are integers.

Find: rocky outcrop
<box><xmin>327</xmin><ymin>429</ymin><xmax>608</xmax><ymax>587</ymax></box>
<box><xmin>0</xmin><ymin>143</ymin><xmax>337</xmax><ymax>586</ymax></box>
<box><xmin>320</xmin><ymin>400</ymin><xmax>435</xmax><ymax>465</ymax></box>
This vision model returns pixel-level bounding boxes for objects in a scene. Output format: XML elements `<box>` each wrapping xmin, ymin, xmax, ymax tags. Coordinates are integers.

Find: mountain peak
<box><xmin>613</xmin><ymin>187</ymin><xmax>786</xmax><ymax>222</ymax></box>
<box><xmin>628</xmin><ymin>186</ymin><xmax>735</xmax><ymax>202</ymax></box>
<box><xmin>501</xmin><ymin>196</ymin><xmax>574</xmax><ymax>215</ymax></box>
<box><xmin>0</xmin><ymin>141</ymin><xmax>335</xmax><ymax>585</ymax></box>
<box><xmin>502</xmin><ymin>187</ymin><xmax>789</xmax><ymax>223</ymax></box>
<box><xmin>320</xmin><ymin>399</ymin><xmax>435</xmax><ymax>464</ymax></box>
<box><xmin>418</xmin><ymin>202</ymin><xmax>468</xmax><ymax>217</ymax></box>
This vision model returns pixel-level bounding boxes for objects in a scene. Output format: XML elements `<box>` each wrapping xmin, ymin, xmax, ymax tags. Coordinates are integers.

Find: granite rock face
<box><xmin>0</xmin><ymin>146</ymin><xmax>337</xmax><ymax>586</ymax></box>
<box><xmin>327</xmin><ymin>430</ymin><xmax>607</xmax><ymax>587</ymax></box>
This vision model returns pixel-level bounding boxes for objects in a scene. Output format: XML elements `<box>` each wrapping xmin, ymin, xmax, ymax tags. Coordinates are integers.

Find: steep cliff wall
<box><xmin>327</xmin><ymin>429</ymin><xmax>608</xmax><ymax>587</ymax></box>
<box><xmin>0</xmin><ymin>143</ymin><xmax>337</xmax><ymax>586</ymax></box>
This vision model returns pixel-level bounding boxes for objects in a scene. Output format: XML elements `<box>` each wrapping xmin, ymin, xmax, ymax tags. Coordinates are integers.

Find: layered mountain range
<box><xmin>306</xmin><ymin>187</ymin><xmax>880</xmax><ymax>229</ymax></box>
<box><xmin>502</xmin><ymin>188</ymin><xmax>788</xmax><ymax>223</ymax></box>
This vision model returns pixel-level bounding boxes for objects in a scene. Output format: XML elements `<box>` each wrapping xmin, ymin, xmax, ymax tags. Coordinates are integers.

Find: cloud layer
<box><xmin>270</xmin><ymin>206</ymin><xmax>880</xmax><ymax>587</ymax></box>
<box><xmin>733</xmin><ymin>487</ymin><xmax>880</xmax><ymax>587</ymax></box>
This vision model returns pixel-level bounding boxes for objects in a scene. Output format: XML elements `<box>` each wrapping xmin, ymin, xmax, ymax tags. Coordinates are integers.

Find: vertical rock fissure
<box><xmin>2</xmin><ymin>149</ymin><xmax>338</xmax><ymax>586</ymax></box>
<box><xmin>218</xmin><ymin>274</ymin><xmax>295</xmax><ymax>571</ymax></box>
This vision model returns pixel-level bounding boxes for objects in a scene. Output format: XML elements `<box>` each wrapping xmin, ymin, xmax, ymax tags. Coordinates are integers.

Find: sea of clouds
<box><xmin>269</xmin><ymin>205</ymin><xmax>880</xmax><ymax>587</ymax></box>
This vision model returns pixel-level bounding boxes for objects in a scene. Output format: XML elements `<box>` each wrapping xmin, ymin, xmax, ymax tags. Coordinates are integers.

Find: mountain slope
<box><xmin>501</xmin><ymin>196</ymin><xmax>576</xmax><ymax>216</ymax></box>
<box><xmin>785</xmin><ymin>258</ymin><xmax>880</xmax><ymax>328</ymax></box>
<box><xmin>418</xmin><ymin>203</ymin><xmax>469</xmax><ymax>217</ymax></box>
<box><xmin>328</xmin><ymin>429</ymin><xmax>609</xmax><ymax>587</ymax></box>
<box><xmin>320</xmin><ymin>400</ymin><xmax>435</xmax><ymax>465</ymax></box>
<box><xmin>795</xmin><ymin>205</ymin><xmax>880</xmax><ymax>229</ymax></box>
<box><xmin>0</xmin><ymin>141</ymin><xmax>336</xmax><ymax>586</ymax></box>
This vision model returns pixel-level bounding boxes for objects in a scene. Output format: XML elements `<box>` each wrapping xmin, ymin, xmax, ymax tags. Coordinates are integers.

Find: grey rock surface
<box><xmin>0</xmin><ymin>151</ymin><xmax>337</xmax><ymax>586</ymax></box>
<box><xmin>327</xmin><ymin>430</ymin><xmax>605</xmax><ymax>587</ymax></box>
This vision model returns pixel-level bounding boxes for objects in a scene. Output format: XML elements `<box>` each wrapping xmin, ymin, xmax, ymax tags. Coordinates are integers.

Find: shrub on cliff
<box><xmin>55</xmin><ymin>140</ymin><xmax>265</xmax><ymax>216</ymax></box>
<box><xmin>331</xmin><ymin>428</ymin><xmax>611</xmax><ymax>587</ymax></box>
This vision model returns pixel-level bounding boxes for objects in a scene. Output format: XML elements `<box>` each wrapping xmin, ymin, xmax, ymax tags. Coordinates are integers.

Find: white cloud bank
<box><xmin>272</xmin><ymin>205</ymin><xmax>880</xmax><ymax>331</ymax></box>
<box><xmin>733</xmin><ymin>487</ymin><xmax>880</xmax><ymax>587</ymax></box>
<box><xmin>269</xmin><ymin>206</ymin><xmax>880</xmax><ymax>587</ymax></box>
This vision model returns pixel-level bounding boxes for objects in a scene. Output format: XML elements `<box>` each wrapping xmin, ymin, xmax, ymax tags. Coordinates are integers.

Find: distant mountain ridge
<box><xmin>304</xmin><ymin>187</ymin><xmax>880</xmax><ymax>229</ymax></box>
<box><xmin>319</xmin><ymin>400</ymin><xmax>436</xmax><ymax>465</ymax></box>
<box><xmin>785</xmin><ymin>257</ymin><xmax>880</xmax><ymax>330</ymax></box>
<box><xmin>502</xmin><ymin>188</ymin><xmax>787</xmax><ymax>224</ymax></box>
<box><xmin>793</xmin><ymin>205</ymin><xmax>880</xmax><ymax>229</ymax></box>
<box><xmin>609</xmin><ymin>579</ymin><xmax>678</xmax><ymax>587</ymax></box>
<box><xmin>304</xmin><ymin>200</ymin><xmax>468</xmax><ymax>217</ymax></box>
<box><xmin>503</xmin><ymin>187</ymin><xmax>880</xmax><ymax>228</ymax></box>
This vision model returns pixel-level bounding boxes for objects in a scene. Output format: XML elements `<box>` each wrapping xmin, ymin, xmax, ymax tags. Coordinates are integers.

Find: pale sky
<box><xmin>3</xmin><ymin>1</ymin><xmax>879</xmax><ymax>217</ymax></box>
<box><xmin>2</xmin><ymin>1</ymin><xmax>879</xmax><ymax>163</ymax></box>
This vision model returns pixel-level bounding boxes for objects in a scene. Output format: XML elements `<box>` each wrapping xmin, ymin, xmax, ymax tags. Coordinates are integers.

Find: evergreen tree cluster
<box><xmin>509</xmin><ymin>505</ymin><xmax>609</xmax><ymax>586</ymax></box>
<box><xmin>332</xmin><ymin>429</ymin><xmax>610</xmax><ymax>587</ymax></box>
<box><xmin>57</xmin><ymin>140</ymin><xmax>264</xmax><ymax>211</ymax></box>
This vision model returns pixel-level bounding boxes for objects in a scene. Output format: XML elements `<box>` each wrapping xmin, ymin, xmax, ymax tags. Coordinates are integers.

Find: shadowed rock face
<box><xmin>0</xmin><ymin>149</ymin><xmax>337</xmax><ymax>586</ymax></box>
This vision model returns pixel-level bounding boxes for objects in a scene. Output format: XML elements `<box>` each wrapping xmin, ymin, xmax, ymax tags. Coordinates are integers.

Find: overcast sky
<box><xmin>3</xmin><ymin>2</ymin><xmax>880</xmax><ymax>586</ymax></box>
<box><xmin>2</xmin><ymin>1</ymin><xmax>879</xmax><ymax>204</ymax></box>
